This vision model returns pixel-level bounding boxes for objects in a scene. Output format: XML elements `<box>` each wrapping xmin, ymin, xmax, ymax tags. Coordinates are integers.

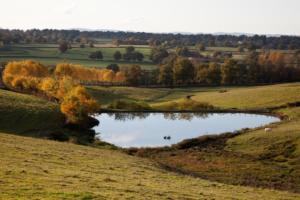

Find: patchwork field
<box><xmin>0</xmin><ymin>44</ymin><xmax>155</xmax><ymax>69</ymax></box>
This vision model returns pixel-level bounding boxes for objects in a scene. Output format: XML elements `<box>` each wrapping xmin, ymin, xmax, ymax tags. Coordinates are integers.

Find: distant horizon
<box><xmin>1</xmin><ymin>27</ymin><xmax>299</xmax><ymax>37</ymax></box>
<box><xmin>1</xmin><ymin>0</ymin><xmax>300</xmax><ymax>36</ymax></box>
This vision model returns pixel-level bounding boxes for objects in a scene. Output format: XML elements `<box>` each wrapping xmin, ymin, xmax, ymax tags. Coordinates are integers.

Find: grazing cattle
<box><xmin>265</xmin><ymin>128</ymin><xmax>272</xmax><ymax>132</ymax></box>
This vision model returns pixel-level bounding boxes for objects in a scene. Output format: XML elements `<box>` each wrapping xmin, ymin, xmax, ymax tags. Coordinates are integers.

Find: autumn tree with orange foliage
<box><xmin>2</xmin><ymin>60</ymin><xmax>100</xmax><ymax>124</ymax></box>
<box><xmin>61</xmin><ymin>85</ymin><xmax>99</xmax><ymax>124</ymax></box>
<box><xmin>2</xmin><ymin>60</ymin><xmax>49</xmax><ymax>91</ymax></box>
<box><xmin>55</xmin><ymin>63</ymin><xmax>126</xmax><ymax>83</ymax></box>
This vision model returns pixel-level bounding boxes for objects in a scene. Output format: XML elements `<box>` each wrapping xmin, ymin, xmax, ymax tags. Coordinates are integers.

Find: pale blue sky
<box><xmin>1</xmin><ymin>0</ymin><xmax>299</xmax><ymax>35</ymax></box>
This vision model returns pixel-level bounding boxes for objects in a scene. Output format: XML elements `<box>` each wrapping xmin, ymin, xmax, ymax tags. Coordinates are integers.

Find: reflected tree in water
<box><xmin>104</xmin><ymin>112</ymin><xmax>210</xmax><ymax>121</ymax></box>
<box><xmin>107</xmin><ymin>112</ymin><xmax>150</xmax><ymax>121</ymax></box>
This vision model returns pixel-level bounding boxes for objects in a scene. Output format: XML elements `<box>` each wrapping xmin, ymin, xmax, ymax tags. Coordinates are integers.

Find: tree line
<box><xmin>1</xmin><ymin>29</ymin><xmax>300</xmax><ymax>50</ymax></box>
<box><xmin>2</xmin><ymin>50</ymin><xmax>300</xmax><ymax>94</ymax></box>
<box><xmin>68</xmin><ymin>50</ymin><xmax>299</xmax><ymax>87</ymax></box>
<box><xmin>51</xmin><ymin>63</ymin><xmax>151</xmax><ymax>86</ymax></box>
<box><xmin>50</xmin><ymin>50</ymin><xmax>300</xmax><ymax>87</ymax></box>
<box><xmin>167</xmin><ymin>52</ymin><xmax>300</xmax><ymax>86</ymax></box>
<box><xmin>157</xmin><ymin>51</ymin><xmax>300</xmax><ymax>86</ymax></box>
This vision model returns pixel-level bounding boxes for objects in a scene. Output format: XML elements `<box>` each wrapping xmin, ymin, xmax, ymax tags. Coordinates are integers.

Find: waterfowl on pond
<box><xmin>163</xmin><ymin>136</ymin><xmax>171</xmax><ymax>140</ymax></box>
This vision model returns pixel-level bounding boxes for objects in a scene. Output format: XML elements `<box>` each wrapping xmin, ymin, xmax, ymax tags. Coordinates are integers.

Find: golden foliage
<box><xmin>60</xmin><ymin>85</ymin><xmax>99</xmax><ymax>123</ymax></box>
<box><xmin>55</xmin><ymin>63</ymin><xmax>125</xmax><ymax>83</ymax></box>
<box><xmin>3</xmin><ymin>60</ymin><xmax>48</xmax><ymax>90</ymax></box>
<box><xmin>259</xmin><ymin>52</ymin><xmax>286</xmax><ymax>66</ymax></box>
<box><xmin>2</xmin><ymin>60</ymin><xmax>100</xmax><ymax>124</ymax></box>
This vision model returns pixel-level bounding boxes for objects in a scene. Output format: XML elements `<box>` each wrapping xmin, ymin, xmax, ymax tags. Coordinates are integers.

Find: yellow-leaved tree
<box><xmin>3</xmin><ymin>60</ymin><xmax>49</xmax><ymax>90</ymax></box>
<box><xmin>60</xmin><ymin>85</ymin><xmax>99</xmax><ymax>124</ymax></box>
<box><xmin>2</xmin><ymin>60</ymin><xmax>100</xmax><ymax>125</ymax></box>
<box><xmin>54</xmin><ymin>63</ymin><xmax>126</xmax><ymax>83</ymax></box>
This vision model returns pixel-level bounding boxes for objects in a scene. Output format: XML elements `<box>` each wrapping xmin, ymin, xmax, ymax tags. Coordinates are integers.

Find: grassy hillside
<box><xmin>0</xmin><ymin>44</ymin><xmax>156</xmax><ymax>69</ymax></box>
<box><xmin>0</xmin><ymin>89</ymin><xmax>98</xmax><ymax>143</ymax></box>
<box><xmin>0</xmin><ymin>132</ymin><xmax>299</xmax><ymax>200</ymax></box>
<box><xmin>0</xmin><ymin>89</ymin><xmax>63</xmax><ymax>137</ymax></box>
<box><xmin>88</xmin><ymin>83</ymin><xmax>300</xmax><ymax>109</ymax></box>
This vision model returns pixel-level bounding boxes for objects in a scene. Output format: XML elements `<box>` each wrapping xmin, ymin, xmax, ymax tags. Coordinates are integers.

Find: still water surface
<box><xmin>94</xmin><ymin>112</ymin><xmax>279</xmax><ymax>148</ymax></box>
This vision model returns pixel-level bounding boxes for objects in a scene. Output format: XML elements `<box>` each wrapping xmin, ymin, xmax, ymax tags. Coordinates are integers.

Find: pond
<box><xmin>93</xmin><ymin>112</ymin><xmax>280</xmax><ymax>148</ymax></box>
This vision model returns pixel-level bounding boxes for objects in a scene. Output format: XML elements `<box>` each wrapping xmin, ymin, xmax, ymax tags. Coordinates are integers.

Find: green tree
<box><xmin>121</xmin><ymin>65</ymin><xmax>142</xmax><ymax>85</ymax></box>
<box><xmin>158</xmin><ymin>63</ymin><xmax>173</xmax><ymax>86</ymax></box>
<box><xmin>173</xmin><ymin>58</ymin><xmax>194</xmax><ymax>85</ymax></box>
<box><xmin>106</xmin><ymin>64</ymin><xmax>120</xmax><ymax>72</ymax></box>
<box><xmin>149</xmin><ymin>48</ymin><xmax>169</xmax><ymax>64</ymax></box>
<box><xmin>245</xmin><ymin>51</ymin><xmax>262</xmax><ymax>83</ymax></box>
<box><xmin>206</xmin><ymin>63</ymin><xmax>221</xmax><ymax>85</ymax></box>
<box><xmin>135</xmin><ymin>52</ymin><xmax>144</xmax><ymax>62</ymax></box>
<box><xmin>221</xmin><ymin>59</ymin><xmax>240</xmax><ymax>85</ymax></box>
<box><xmin>59</xmin><ymin>41</ymin><xmax>69</xmax><ymax>53</ymax></box>
<box><xmin>195</xmin><ymin>64</ymin><xmax>209</xmax><ymax>84</ymax></box>
<box><xmin>113</xmin><ymin>51</ymin><xmax>122</xmax><ymax>61</ymax></box>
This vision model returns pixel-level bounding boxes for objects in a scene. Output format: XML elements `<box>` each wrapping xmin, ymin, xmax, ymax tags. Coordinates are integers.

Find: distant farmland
<box><xmin>0</xmin><ymin>44</ymin><xmax>156</xmax><ymax>69</ymax></box>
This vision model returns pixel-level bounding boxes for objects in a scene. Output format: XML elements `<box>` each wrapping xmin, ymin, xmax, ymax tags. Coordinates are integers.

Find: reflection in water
<box><xmin>94</xmin><ymin>112</ymin><xmax>279</xmax><ymax>148</ymax></box>
<box><xmin>107</xmin><ymin>112</ymin><xmax>150</xmax><ymax>121</ymax></box>
<box><xmin>163</xmin><ymin>112</ymin><xmax>209</xmax><ymax>121</ymax></box>
<box><xmin>107</xmin><ymin>112</ymin><xmax>209</xmax><ymax>121</ymax></box>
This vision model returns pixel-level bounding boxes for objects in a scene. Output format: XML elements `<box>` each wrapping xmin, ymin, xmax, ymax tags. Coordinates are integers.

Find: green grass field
<box><xmin>0</xmin><ymin>89</ymin><xmax>63</xmax><ymax>137</ymax></box>
<box><xmin>0</xmin><ymin>44</ymin><xmax>156</xmax><ymax>69</ymax></box>
<box><xmin>1</xmin><ymin>83</ymin><xmax>300</xmax><ymax>199</ymax></box>
<box><xmin>0</xmin><ymin>132</ymin><xmax>299</xmax><ymax>200</ymax></box>
<box><xmin>88</xmin><ymin>83</ymin><xmax>300</xmax><ymax>109</ymax></box>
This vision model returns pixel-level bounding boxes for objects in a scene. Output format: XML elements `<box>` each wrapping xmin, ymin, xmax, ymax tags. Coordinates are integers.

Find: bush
<box><xmin>61</xmin><ymin>85</ymin><xmax>100</xmax><ymax>124</ymax></box>
<box><xmin>107</xmin><ymin>100</ymin><xmax>152</xmax><ymax>111</ymax></box>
